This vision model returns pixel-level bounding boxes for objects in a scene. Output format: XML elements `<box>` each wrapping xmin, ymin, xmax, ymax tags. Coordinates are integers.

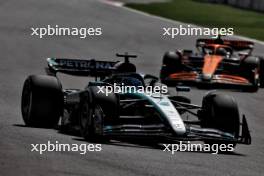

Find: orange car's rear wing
<box><xmin>196</xmin><ymin>38</ymin><xmax>254</xmax><ymax>51</ymax></box>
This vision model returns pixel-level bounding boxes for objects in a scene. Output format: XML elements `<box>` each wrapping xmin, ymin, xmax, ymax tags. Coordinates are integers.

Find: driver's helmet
<box><xmin>114</xmin><ymin>62</ymin><xmax>136</xmax><ymax>73</ymax></box>
<box><xmin>215</xmin><ymin>47</ymin><xmax>227</xmax><ymax>56</ymax></box>
<box><xmin>120</xmin><ymin>76</ymin><xmax>144</xmax><ymax>87</ymax></box>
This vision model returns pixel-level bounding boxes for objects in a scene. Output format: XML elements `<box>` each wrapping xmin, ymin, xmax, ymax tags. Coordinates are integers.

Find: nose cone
<box><xmin>202</xmin><ymin>55</ymin><xmax>223</xmax><ymax>78</ymax></box>
<box><xmin>202</xmin><ymin>73</ymin><xmax>212</xmax><ymax>81</ymax></box>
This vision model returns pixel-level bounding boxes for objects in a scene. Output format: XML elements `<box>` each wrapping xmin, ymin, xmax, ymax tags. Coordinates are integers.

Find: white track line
<box><xmin>100</xmin><ymin>0</ymin><xmax>264</xmax><ymax>46</ymax></box>
<box><xmin>100</xmin><ymin>0</ymin><xmax>124</xmax><ymax>7</ymax></box>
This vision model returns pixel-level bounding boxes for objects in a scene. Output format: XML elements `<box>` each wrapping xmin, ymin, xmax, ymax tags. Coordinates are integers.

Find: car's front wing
<box><xmin>101</xmin><ymin>116</ymin><xmax>251</xmax><ymax>145</ymax></box>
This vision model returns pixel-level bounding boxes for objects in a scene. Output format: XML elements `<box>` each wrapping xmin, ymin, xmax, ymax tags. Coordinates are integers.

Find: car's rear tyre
<box><xmin>79</xmin><ymin>99</ymin><xmax>104</xmax><ymax>141</ymax></box>
<box><xmin>160</xmin><ymin>51</ymin><xmax>182</xmax><ymax>80</ymax></box>
<box><xmin>80</xmin><ymin>87</ymin><xmax>119</xmax><ymax>141</ymax></box>
<box><xmin>21</xmin><ymin>75</ymin><xmax>63</xmax><ymax>128</ymax></box>
<box><xmin>200</xmin><ymin>92</ymin><xmax>240</xmax><ymax>146</ymax></box>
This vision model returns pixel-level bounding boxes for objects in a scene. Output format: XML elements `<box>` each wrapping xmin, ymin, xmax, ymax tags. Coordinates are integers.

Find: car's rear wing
<box><xmin>196</xmin><ymin>38</ymin><xmax>254</xmax><ymax>51</ymax></box>
<box><xmin>46</xmin><ymin>58</ymin><xmax>119</xmax><ymax>77</ymax></box>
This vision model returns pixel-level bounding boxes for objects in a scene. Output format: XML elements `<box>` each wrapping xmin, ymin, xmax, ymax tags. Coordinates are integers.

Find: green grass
<box><xmin>126</xmin><ymin>0</ymin><xmax>264</xmax><ymax>41</ymax></box>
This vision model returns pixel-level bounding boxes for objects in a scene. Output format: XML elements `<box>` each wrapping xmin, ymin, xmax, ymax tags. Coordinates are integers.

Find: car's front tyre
<box><xmin>160</xmin><ymin>51</ymin><xmax>182</xmax><ymax>81</ymax></box>
<box><xmin>259</xmin><ymin>57</ymin><xmax>264</xmax><ymax>88</ymax></box>
<box><xmin>240</xmin><ymin>56</ymin><xmax>260</xmax><ymax>92</ymax></box>
<box><xmin>79</xmin><ymin>87</ymin><xmax>119</xmax><ymax>141</ymax></box>
<box><xmin>200</xmin><ymin>91</ymin><xmax>240</xmax><ymax>148</ymax></box>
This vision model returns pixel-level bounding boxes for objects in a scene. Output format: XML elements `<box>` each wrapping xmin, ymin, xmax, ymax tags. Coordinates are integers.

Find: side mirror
<box><xmin>144</xmin><ymin>74</ymin><xmax>159</xmax><ymax>87</ymax></box>
<box><xmin>176</xmin><ymin>86</ymin><xmax>190</xmax><ymax>92</ymax></box>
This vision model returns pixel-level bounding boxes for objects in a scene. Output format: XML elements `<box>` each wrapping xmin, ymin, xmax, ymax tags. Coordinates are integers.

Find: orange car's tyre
<box><xmin>241</xmin><ymin>56</ymin><xmax>260</xmax><ymax>91</ymax></box>
<box><xmin>160</xmin><ymin>51</ymin><xmax>182</xmax><ymax>80</ymax></box>
<box><xmin>259</xmin><ymin>57</ymin><xmax>264</xmax><ymax>88</ymax></box>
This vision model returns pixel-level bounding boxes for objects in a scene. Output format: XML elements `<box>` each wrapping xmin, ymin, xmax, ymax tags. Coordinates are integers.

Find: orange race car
<box><xmin>160</xmin><ymin>37</ymin><xmax>264</xmax><ymax>92</ymax></box>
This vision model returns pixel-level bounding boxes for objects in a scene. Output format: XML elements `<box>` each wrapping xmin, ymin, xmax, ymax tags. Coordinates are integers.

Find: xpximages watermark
<box><xmin>31</xmin><ymin>25</ymin><xmax>102</xmax><ymax>39</ymax></box>
<box><xmin>97</xmin><ymin>83</ymin><xmax>168</xmax><ymax>96</ymax></box>
<box><xmin>163</xmin><ymin>25</ymin><xmax>234</xmax><ymax>38</ymax></box>
<box><xmin>31</xmin><ymin>141</ymin><xmax>102</xmax><ymax>154</ymax></box>
<box><xmin>163</xmin><ymin>141</ymin><xmax>235</xmax><ymax>154</ymax></box>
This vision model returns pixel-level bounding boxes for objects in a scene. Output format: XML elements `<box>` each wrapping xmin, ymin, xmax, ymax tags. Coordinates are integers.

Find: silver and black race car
<box><xmin>21</xmin><ymin>53</ymin><xmax>251</xmax><ymax>148</ymax></box>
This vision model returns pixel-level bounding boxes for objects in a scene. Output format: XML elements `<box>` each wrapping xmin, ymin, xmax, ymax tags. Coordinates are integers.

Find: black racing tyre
<box><xmin>80</xmin><ymin>87</ymin><xmax>119</xmax><ymax>140</ymax></box>
<box><xmin>259</xmin><ymin>57</ymin><xmax>264</xmax><ymax>88</ymax></box>
<box><xmin>89</xmin><ymin>86</ymin><xmax>119</xmax><ymax>121</ymax></box>
<box><xmin>241</xmin><ymin>56</ymin><xmax>259</xmax><ymax>70</ymax></box>
<box><xmin>162</xmin><ymin>51</ymin><xmax>181</xmax><ymax>66</ymax></box>
<box><xmin>79</xmin><ymin>97</ymin><xmax>104</xmax><ymax>141</ymax></box>
<box><xmin>21</xmin><ymin>75</ymin><xmax>63</xmax><ymax>128</ymax></box>
<box><xmin>200</xmin><ymin>92</ymin><xmax>240</xmax><ymax>139</ymax></box>
<box><xmin>240</xmin><ymin>56</ymin><xmax>260</xmax><ymax>92</ymax></box>
<box><xmin>160</xmin><ymin>51</ymin><xmax>182</xmax><ymax>79</ymax></box>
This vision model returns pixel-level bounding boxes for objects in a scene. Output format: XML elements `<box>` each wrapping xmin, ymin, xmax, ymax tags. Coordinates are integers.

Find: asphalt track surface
<box><xmin>1</xmin><ymin>0</ymin><xmax>264</xmax><ymax>175</ymax></box>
